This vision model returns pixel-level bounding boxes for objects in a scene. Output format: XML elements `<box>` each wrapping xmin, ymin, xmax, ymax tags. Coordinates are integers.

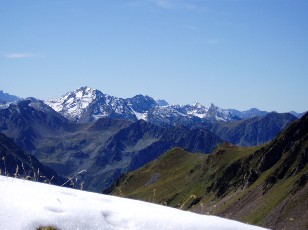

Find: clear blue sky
<box><xmin>1</xmin><ymin>0</ymin><xmax>307</xmax><ymax>112</ymax></box>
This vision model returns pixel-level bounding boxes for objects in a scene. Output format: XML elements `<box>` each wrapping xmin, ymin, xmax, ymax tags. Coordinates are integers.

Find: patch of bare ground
<box><xmin>216</xmin><ymin>185</ymin><xmax>265</xmax><ymax>223</ymax></box>
<box><xmin>193</xmin><ymin>183</ymin><xmax>308</xmax><ymax>229</ymax></box>
<box><xmin>190</xmin><ymin>185</ymin><xmax>264</xmax><ymax>222</ymax></box>
<box><xmin>262</xmin><ymin>183</ymin><xmax>308</xmax><ymax>230</ymax></box>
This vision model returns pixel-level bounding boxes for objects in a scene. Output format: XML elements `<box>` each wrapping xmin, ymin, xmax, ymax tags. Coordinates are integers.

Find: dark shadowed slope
<box><xmin>0</xmin><ymin>132</ymin><xmax>66</xmax><ymax>186</ymax></box>
<box><xmin>208</xmin><ymin>112</ymin><xmax>297</xmax><ymax>146</ymax></box>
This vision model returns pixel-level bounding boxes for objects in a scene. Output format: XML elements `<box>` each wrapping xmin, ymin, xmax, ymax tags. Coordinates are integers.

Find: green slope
<box><xmin>110</xmin><ymin>113</ymin><xmax>308</xmax><ymax>229</ymax></box>
<box><xmin>111</xmin><ymin>144</ymin><xmax>259</xmax><ymax>208</ymax></box>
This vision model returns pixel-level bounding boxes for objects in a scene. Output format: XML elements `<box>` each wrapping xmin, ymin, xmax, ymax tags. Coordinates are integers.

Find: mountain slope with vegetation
<box><xmin>110</xmin><ymin>112</ymin><xmax>308</xmax><ymax>229</ymax></box>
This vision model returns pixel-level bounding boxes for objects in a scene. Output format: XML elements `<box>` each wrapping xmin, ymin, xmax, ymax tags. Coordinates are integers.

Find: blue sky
<box><xmin>1</xmin><ymin>0</ymin><xmax>307</xmax><ymax>112</ymax></box>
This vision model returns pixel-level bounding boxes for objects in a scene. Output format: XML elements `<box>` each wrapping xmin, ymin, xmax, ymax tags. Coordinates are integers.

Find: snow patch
<box><xmin>0</xmin><ymin>176</ymin><xmax>266</xmax><ymax>230</ymax></box>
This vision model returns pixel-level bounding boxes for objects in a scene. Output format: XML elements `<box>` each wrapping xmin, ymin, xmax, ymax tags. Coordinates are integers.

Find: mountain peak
<box><xmin>80</xmin><ymin>86</ymin><xmax>93</xmax><ymax>90</ymax></box>
<box><xmin>209</xmin><ymin>103</ymin><xmax>217</xmax><ymax>108</ymax></box>
<box><xmin>45</xmin><ymin>87</ymin><xmax>100</xmax><ymax>121</ymax></box>
<box><xmin>192</xmin><ymin>101</ymin><xmax>203</xmax><ymax>108</ymax></box>
<box><xmin>157</xmin><ymin>99</ymin><xmax>169</xmax><ymax>106</ymax></box>
<box><xmin>44</xmin><ymin>87</ymin><xmax>241</xmax><ymax>124</ymax></box>
<box><xmin>73</xmin><ymin>86</ymin><xmax>97</xmax><ymax>98</ymax></box>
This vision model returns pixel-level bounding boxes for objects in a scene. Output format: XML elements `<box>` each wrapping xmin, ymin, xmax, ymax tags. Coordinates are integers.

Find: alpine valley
<box><xmin>0</xmin><ymin>87</ymin><xmax>306</xmax><ymax>229</ymax></box>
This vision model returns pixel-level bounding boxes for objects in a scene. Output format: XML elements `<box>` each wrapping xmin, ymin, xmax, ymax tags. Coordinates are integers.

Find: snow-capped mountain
<box><xmin>147</xmin><ymin>102</ymin><xmax>240</xmax><ymax>125</ymax></box>
<box><xmin>45</xmin><ymin>87</ymin><xmax>141</xmax><ymax>122</ymax></box>
<box><xmin>206</xmin><ymin>103</ymin><xmax>240</xmax><ymax>122</ymax></box>
<box><xmin>45</xmin><ymin>86</ymin><xmax>240</xmax><ymax>124</ymax></box>
<box><xmin>171</xmin><ymin>102</ymin><xmax>208</xmax><ymax>119</ymax></box>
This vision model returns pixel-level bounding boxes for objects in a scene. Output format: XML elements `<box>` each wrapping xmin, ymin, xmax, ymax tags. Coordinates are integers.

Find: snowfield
<box><xmin>0</xmin><ymin>176</ymin><xmax>266</xmax><ymax>230</ymax></box>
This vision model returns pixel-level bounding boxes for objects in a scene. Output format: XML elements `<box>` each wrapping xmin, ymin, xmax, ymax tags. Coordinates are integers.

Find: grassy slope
<box><xmin>111</xmin><ymin>144</ymin><xmax>259</xmax><ymax>209</ymax></box>
<box><xmin>110</xmin><ymin>113</ymin><xmax>308</xmax><ymax>229</ymax></box>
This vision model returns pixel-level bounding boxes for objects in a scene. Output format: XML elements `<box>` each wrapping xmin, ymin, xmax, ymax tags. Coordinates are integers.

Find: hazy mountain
<box><xmin>109</xmin><ymin>112</ymin><xmax>308</xmax><ymax>229</ymax></box>
<box><xmin>0</xmin><ymin>98</ymin><xmax>69</xmax><ymax>150</ymax></box>
<box><xmin>0</xmin><ymin>90</ymin><xmax>19</xmax><ymax>103</ymax></box>
<box><xmin>206</xmin><ymin>104</ymin><xmax>241</xmax><ymax>121</ymax></box>
<box><xmin>289</xmin><ymin>110</ymin><xmax>306</xmax><ymax>118</ymax></box>
<box><xmin>127</xmin><ymin>94</ymin><xmax>158</xmax><ymax>114</ymax></box>
<box><xmin>156</xmin><ymin>99</ymin><xmax>169</xmax><ymax>106</ymax></box>
<box><xmin>0</xmin><ymin>132</ymin><xmax>66</xmax><ymax>186</ymax></box>
<box><xmin>228</xmin><ymin>108</ymin><xmax>268</xmax><ymax>119</ymax></box>
<box><xmin>207</xmin><ymin>112</ymin><xmax>297</xmax><ymax>146</ymax></box>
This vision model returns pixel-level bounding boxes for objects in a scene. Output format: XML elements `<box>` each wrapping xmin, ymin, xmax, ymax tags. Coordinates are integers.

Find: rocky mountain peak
<box><xmin>157</xmin><ymin>99</ymin><xmax>169</xmax><ymax>106</ymax></box>
<box><xmin>192</xmin><ymin>101</ymin><xmax>203</xmax><ymax>108</ymax></box>
<box><xmin>127</xmin><ymin>94</ymin><xmax>158</xmax><ymax>113</ymax></box>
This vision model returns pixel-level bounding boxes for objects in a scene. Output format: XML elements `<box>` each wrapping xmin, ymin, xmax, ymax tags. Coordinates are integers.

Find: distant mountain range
<box><xmin>206</xmin><ymin>112</ymin><xmax>298</xmax><ymax>146</ymax></box>
<box><xmin>1</xmin><ymin>87</ymin><xmax>305</xmax><ymax>124</ymax></box>
<box><xmin>0</xmin><ymin>87</ymin><xmax>305</xmax><ymax>192</ymax></box>
<box><xmin>0</xmin><ymin>90</ymin><xmax>19</xmax><ymax>104</ymax></box>
<box><xmin>44</xmin><ymin>86</ymin><xmax>241</xmax><ymax>124</ymax></box>
<box><xmin>228</xmin><ymin>108</ymin><xmax>268</xmax><ymax>119</ymax></box>
<box><xmin>45</xmin><ymin>86</ymin><xmax>305</xmax><ymax>123</ymax></box>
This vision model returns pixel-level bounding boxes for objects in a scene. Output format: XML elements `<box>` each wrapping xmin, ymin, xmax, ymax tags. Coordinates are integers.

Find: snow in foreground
<box><xmin>0</xmin><ymin>176</ymin><xmax>266</xmax><ymax>230</ymax></box>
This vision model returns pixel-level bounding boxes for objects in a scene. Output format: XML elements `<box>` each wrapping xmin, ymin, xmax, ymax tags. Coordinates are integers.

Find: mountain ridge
<box><xmin>109</xmin><ymin>112</ymin><xmax>308</xmax><ymax>229</ymax></box>
<box><xmin>0</xmin><ymin>90</ymin><xmax>19</xmax><ymax>103</ymax></box>
<box><xmin>1</xmin><ymin>88</ymin><xmax>305</xmax><ymax>123</ymax></box>
<box><xmin>44</xmin><ymin>86</ymin><xmax>252</xmax><ymax>124</ymax></box>
<box><xmin>206</xmin><ymin>112</ymin><xmax>298</xmax><ymax>146</ymax></box>
<box><xmin>0</xmin><ymin>97</ymin><xmax>223</xmax><ymax>192</ymax></box>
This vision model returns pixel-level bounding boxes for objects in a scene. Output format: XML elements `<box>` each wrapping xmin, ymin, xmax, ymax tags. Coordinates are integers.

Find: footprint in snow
<box><xmin>44</xmin><ymin>206</ymin><xmax>64</xmax><ymax>214</ymax></box>
<box><xmin>101</xmin><ymin>210</ymin><xmax>131</xmax><ymax>228</ymax></box>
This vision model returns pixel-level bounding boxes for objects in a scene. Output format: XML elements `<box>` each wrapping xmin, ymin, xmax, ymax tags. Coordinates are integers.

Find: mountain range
<box><xmin>0</xmin><ymin>98</ymin><xmax>222</xmax><ymax>191</ymax></box>
<box><xmin>1</xmin><ymin>87</ymin><xmax>304</xmax><ymax>125</ymax></box>
<box><xmin>0</xmin><ymin>87</ymin><xmax>302</xmax><ymax>192</ymax></box>
<box><xmin>0</xmin><ymin>87</ymin><xmax>306</xmax><ymax>229</ymax></box>
<box><xmin>45</xmin><ymin>86</ymin><xmax>305</xmax><ymax>124</ymax></box>
<box><xmin>108</xmin><ymin>112</ymin><xmax>308</xmax><ymax>229</ymax></box>
<box><xmin>44</xmin><ymin>86</ymin><xmax>242</xmax><ymax>124</ymax></box>
<box><xmin>205</xmin><ymin>112</ymin><xmax>298</xmax><ymax>146</ymax></box>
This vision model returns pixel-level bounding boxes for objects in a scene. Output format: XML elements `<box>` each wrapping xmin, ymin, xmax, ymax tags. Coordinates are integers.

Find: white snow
<box><xmin>131</xmin><ymin>109</ymin><xmax>148</xmax><ymax>121</ymax></box>
<box><xmin>0</xmin><ymin>103</ymin><xmax>10</xmax><ymax>109</ymax></box>
<box><xmin>45</xmin><ymin>87</ymin><xmax>97</xmax><ymax>120</ymax></box>
<box><xmin>192</xmin><ymin>101</ymin><xmax>203</xmax><ymax>108</ymax></box>
<box><xmin>0</xmin><ymin>176</ymin><xmax>266</xmax><ymax>230</ymax></box>
<box><xmin>75</xmin><ymin>91</ymin><xmax>83</xmax><ymax>99</ymax></box>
